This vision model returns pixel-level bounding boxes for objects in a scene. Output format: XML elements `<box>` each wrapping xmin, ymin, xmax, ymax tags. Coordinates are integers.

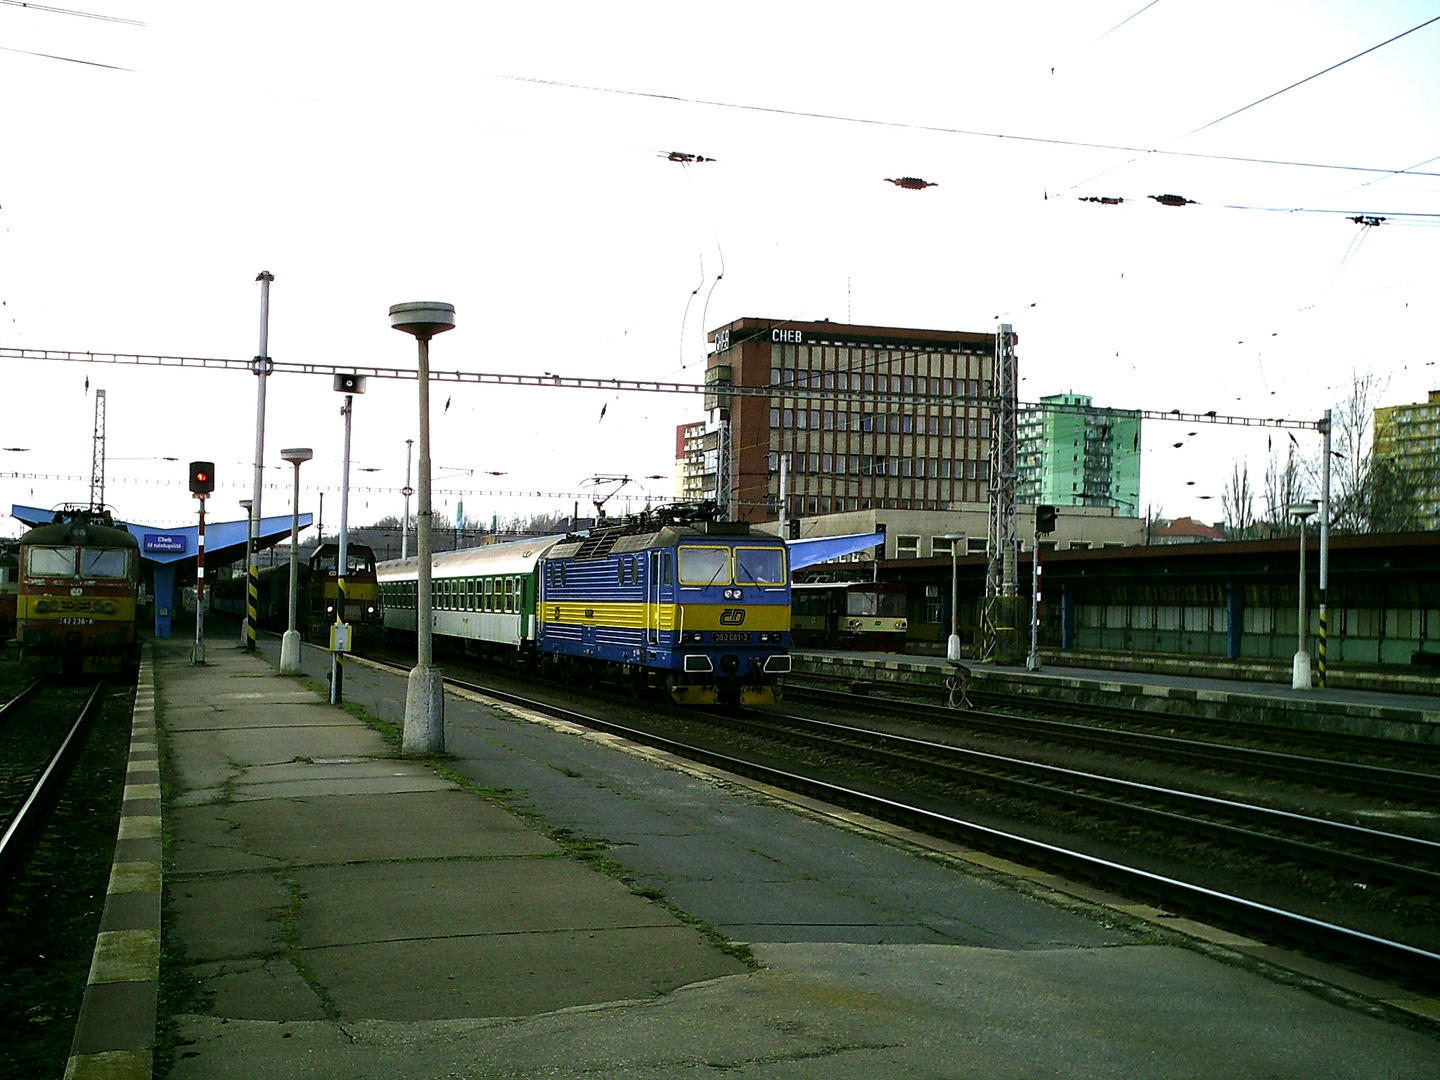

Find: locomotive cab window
<box><xmin>734</xmin><ymin>546</ymin><xmax>787</xmax><ymax>587</ymax></box>
<box><xmin>81</xmin><ymin>548</ymin><xmax>131</xmax><ymax>578</ymax></box>
<box><xmin>27</xmin><ymin>546</ymin><xmax>78</xmax><ymax>577</ymax></box>
<box><xmin>678</xmin><ymin>546</ymin><xmax>731</xmax><ymax>586</ymax></box>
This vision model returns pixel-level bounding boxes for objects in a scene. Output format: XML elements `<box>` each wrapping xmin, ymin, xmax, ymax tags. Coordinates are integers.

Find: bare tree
<box><xmin>1142</xmin><ymin>502</ymin><xmax>1165</xmax><ymax>545</ymax></box>
<box><xmin>1221</xmin><ymin>460</ymin><xmax>1256</xmax><ymax>538</ymax></box>
<box><xmin>1325</xmin><ymin>370</ymin><xmax>1387</xmax><ymax>532</ymax></box>
<box><xmin>1261</xmin><ymin>439</ymin><xmax>1307</xmax><ymax>537</ymax></box>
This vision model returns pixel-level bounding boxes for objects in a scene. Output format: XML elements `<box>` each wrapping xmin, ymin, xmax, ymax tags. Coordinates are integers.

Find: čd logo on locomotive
<box><xmin>719</xmin><ymin>608</ymin><xmax>746</xmax><ymax>625</ymax></box>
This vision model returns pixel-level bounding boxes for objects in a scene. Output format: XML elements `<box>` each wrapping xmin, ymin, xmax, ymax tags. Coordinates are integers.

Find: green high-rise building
<box><xmin>1018</xmin><ymin>393</ymin><xmax>1141</xmax><ymax>516</ymax></box>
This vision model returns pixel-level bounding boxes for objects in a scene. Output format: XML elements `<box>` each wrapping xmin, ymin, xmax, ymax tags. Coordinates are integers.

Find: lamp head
<box><xmin>281</xmin><ymin>447</ymin><xmax>314</xmax><ymax>466</ymax></box>
<box><xmin>389</xmin><ymin>302</ymin><xmax>456</xmax><ymax>339</ymax></box>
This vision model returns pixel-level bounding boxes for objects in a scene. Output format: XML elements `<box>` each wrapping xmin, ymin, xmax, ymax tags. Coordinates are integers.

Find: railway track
<box><xmin>0</xmin><ymin>672</ymin><xmax>136</xmax><ymax>1074</ymax></box>
<box><xmin>0</xmin><ymin>680</ymin><xmax>107</xmax><ymax>880</ymax></box>
<box><xmin>358</xmin><ymin>653</ymin><xmax>1440</xmax><ymax>989</ymax></box>
<box><xmin>789</xmin><ymin>682</ymin><xmax>1440</xmax><ymax>800</ymax></box>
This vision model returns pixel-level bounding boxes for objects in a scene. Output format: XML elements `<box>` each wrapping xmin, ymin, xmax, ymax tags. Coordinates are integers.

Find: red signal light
<box><xmin>189</xmin><ymin>460</ymin><xmax>215</xmax><ymax>496</ymax></box>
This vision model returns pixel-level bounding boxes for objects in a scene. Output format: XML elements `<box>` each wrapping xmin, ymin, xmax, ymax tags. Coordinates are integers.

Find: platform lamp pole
<box><xmin>939</xmin><ymin>533</ymin><xmax>966</xmax><ymax>662</ymax></box>
<box><xmin>1290</xmin><ymin>500</ymin><xmax>1319</xmax><ymax>690</ymax></box>
<box><xmin>390</xmin><ymin>302</ymin><xmax>455</xmax><ymax>755</ymax></box>
<box><xmin>279</xmin><ymin>447</ymin><xmax>312</xmax><ymax>675</ymax></box>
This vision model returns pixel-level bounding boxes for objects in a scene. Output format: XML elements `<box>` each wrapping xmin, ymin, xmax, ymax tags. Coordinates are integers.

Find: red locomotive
<box><xmin>16</xmin><ymin>507</ymin><xmax>141</xmax><ymax>676</ymax></box>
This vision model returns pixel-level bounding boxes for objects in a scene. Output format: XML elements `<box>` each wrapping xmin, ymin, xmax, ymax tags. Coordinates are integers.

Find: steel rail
<box><xmin>752</xmin><ymin>710</ymin><xmax>1440</xmax><ymax>891</ymax></box>
<box><xmin>0</xmin><ymin>678</ymin><xmax>44</xmax><ymax>722</ymax></box>
<box><xmin>789</xmin><ymin>683</ymin><xmax>1440</xmax><ymax>800</ymax></box>
<box><xmin>0</xmin><ymin>682</ymin><xmax>106</xmax><ymax>878</ymax></box>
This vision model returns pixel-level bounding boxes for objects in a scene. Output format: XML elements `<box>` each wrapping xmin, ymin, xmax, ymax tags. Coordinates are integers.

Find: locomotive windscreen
<box><xmin>734</xmin><ymin>547</ymin><xmax>786</xmax><ymax>585</ymax></box>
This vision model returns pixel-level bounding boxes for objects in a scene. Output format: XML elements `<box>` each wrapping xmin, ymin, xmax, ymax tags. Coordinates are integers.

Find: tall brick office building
<box><xmin>695</xmin><ymin>317</ymin><xmax>999</xmax><ymax>524</ymax></box>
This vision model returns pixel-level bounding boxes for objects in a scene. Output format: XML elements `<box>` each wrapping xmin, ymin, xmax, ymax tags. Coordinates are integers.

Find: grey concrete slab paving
<box><xmin>154</xmin><ymin>635</ymin><xmax>1440</xmax><ymax>1079</ymax></box>
<box><xmin>167</xmin><ymin>940</ymin><xmax>1440</xmax><ymax>1079</ymax></box>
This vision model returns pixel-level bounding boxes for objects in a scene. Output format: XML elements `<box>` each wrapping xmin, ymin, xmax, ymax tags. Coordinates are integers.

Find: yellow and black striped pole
<box><xmin>1318</xmin><ymin>408</ymin><xmax>1331</xmax><ymax>689</ymax></box>
<box><xmin>330</xmin><ymin>572</ymin><xmax>346</xmax><ymax>705</ymax></box>
<box><xmin>246</xmin><ymin>559</ymin><xmax>259</xmax><ymax>649</ymax></box>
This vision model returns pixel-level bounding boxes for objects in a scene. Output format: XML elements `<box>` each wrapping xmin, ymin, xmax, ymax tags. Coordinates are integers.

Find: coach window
<box><xmin>484</xmin><ymin>578</ymin><xmax>493</xmax><ymax>611</ymax></box>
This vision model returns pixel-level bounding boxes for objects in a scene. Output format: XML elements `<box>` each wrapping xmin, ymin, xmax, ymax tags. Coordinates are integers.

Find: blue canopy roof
<box><xmin>9</xmin><ymin>504</ymin><xmax>312</xmax><ymax>569</ymax></box>
<box><xmin>788</xmin><ymin>531</ymin><xmax>885</xmax><ymax>571</ymax></box>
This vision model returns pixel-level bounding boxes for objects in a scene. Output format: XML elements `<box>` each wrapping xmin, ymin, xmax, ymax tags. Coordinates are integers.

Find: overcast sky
<box><xmin>2</xmin><ymin>1</ymin><xmax>1436</xmax><ymax>537</ymax></box>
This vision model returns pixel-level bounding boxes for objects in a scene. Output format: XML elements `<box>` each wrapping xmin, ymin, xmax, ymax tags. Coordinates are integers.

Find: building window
<box><xmin>924</xmin><ymin>584</ymin><xmax>942</xmax><ymax>623</ymax></box>
<box><xmin>896</xmin><ymin>535</ymin><xmax>920</xmax><ymax>558</ymax></box>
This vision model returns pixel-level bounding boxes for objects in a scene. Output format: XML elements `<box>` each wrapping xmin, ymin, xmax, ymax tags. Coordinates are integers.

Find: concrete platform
<box><xmin>108</xmin><ymin>637</ymin><xmax>1440</xmax><ymax>1077</ymax></box>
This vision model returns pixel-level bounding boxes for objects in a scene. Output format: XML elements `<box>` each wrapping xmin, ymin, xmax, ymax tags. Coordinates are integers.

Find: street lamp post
<box><xmin>280</xmin><ymin>447</ymin><xmax>312</xmax><ymax>675</ymax></box>
<box><xmin>390</xmin><ymin>302</ymin><xmax>455</xmax><ymax>755</ymax></box>
<box><xmin>1290</xmin><ymin>500</ymin><xmax>1319</xmax><ymax>690</ymax></box>
<box><xmin>939</xmin><ymin>533</ymin><xmax>966</xmax><ymax>661</ymax></box>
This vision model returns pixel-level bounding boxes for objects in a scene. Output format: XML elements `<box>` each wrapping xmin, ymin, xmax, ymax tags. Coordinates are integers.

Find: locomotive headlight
<box><xmin>723</xmin><ymin>588</ymin><xmax>742</xmax><ymax>601</ymax></box>
<box><xmin>35</xmin><ymin>599</ymin><xmax>52</xmax><ymax>613</ymax></box>
<box><xmin>99</xmin><ymin>601</ymin><xmax>117</xmax><ymax>614</ymax></box>
<box><xmin>683</xmin><ymin>631</ymin><xmax>704</xmax><ymax>643</ymax></box>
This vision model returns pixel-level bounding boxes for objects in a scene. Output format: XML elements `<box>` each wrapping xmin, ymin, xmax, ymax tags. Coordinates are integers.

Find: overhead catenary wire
<box><xmin>0</xmin><ymin>0</ymin><xmax>145</xmax><ymax>24</ymax></box>
<box><xmin>1051</xmin><ymin>14</ymin><xmax>1440</xmax><ymax>198</ymax></box>
<box><xmin>499</xmin><ymin>75</ymin><xmax>1440</xmax><ymax>183</ymax></box>
<box><xmin>1073</xmin><ymin>193</ymin><xmax>1440</xmax><ymax>223</ymax></box>
<box><xmin>1181</xmin><ymin>14</ymin><xmax>1440</xmax><ymax>139</ymax></box>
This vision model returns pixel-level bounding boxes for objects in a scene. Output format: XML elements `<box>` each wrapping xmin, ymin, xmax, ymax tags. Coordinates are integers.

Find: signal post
<box><xmin>1028</xmin><ymin>504</ymin><xmax>1056</xmax><ymax>671</ymax></box>
<box><xmin>189</xmin><ymin>461</ymin><xmax>215</xmax><ymax>664</ymax></box>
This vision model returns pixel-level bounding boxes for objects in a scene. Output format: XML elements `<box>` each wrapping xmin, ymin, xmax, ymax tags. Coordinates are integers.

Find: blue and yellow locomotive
<box><xmin>537</xmin><ymin>508</ymin><xmax>790</xmax><ymax>705</ymax></box>
<box><xmin>377</xmin><ymin>503</ymin><xmax>791</xmax><ymax>706</ymax></box>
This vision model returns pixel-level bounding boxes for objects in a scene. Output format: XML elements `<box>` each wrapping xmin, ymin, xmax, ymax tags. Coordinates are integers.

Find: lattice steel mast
<box><xmin>89</xmin><ymin>388</ymin><xmax>107</xmax><ymax>512</ymax></box>
<box><xmin>983</xmin><ymin>324</ymin><xmax>1020</xmax><ymax>662</ymax></box>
